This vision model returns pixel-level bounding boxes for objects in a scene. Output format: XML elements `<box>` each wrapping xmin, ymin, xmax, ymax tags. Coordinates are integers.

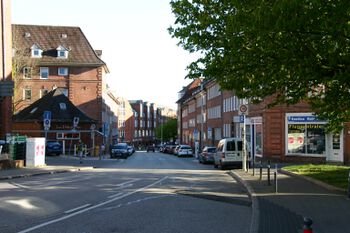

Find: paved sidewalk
<box><xmin>230</xmin><ymin>168</ymin><xmax>350</xmax><ymax>233</ymax></box>
<box><xmin>0</xmin><ymin>155</ymin><xmax>96</xmax><ymax>180</ymax></box>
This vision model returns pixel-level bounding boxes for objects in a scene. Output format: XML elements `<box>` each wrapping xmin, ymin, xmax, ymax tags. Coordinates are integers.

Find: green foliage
<box><xmin>284</xmin><ymin>164</ymin><xmax>350</xmax><ymax>189</ymax></box>
<box><xmin>169</xmin><ymin>0</ymin><xmax>350</xmax><ymax>132</ymax></box>
<box><xmin>155</xmin><ymin>118</ymin><xmax>178</xmax><ymax>142</ymax></box>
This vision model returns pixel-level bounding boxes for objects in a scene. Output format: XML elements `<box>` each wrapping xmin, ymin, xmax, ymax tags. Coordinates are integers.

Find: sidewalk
<box><xmin>230</xmin><ymin>167</ymin><xmax>350</xmax><ymax>233</ymax></box>
<box><xmin>0</xmin><ymin>155</ymin><xmax>96</xmax><ymax>180</ymax></box>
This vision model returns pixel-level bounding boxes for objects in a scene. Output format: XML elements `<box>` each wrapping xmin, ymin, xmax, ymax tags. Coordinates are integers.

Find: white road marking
<box><xmin>107</xmin><ymin>192</ymin><xmax>124</xmax><ymax>199</ymax></box>
<box><xmin>18</xmin><ymin>176</ymin><xmax>169</xmax><ymax>233</ymax></box>
<box><xmin>64</xmin><ymin>204</ymin><xmax>91</xmax><ymax>214</ymax></box>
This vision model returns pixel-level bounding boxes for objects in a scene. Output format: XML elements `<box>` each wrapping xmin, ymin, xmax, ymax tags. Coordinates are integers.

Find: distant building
<box><xmin>129</xmin><ymin>100</ymin><xmax>175</xmax><ymax>147</ymax></box>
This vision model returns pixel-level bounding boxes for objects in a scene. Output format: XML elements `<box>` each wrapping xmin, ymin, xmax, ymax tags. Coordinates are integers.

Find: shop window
<box><xmin>287</xmin><ymin>124</ymin><xmax>325</xmax><ymax>155</ymax></box>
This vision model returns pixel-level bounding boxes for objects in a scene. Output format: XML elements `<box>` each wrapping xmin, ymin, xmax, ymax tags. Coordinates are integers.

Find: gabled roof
<box><xmin>13</xmin><ymin>89</ymin><xmax>97</xmax><ymax>123</ymax></box>
<box><xmin>12</xmin><ymin>24</ymin><xmax>107</xmax><ymax>70</ymax></box>
<box><xmin>176</xmin><ymin>79</ymin><xmax>203</xmax><ymax>104</ymax></box>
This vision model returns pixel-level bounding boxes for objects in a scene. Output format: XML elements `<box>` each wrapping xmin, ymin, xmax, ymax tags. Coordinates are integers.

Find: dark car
<box><xmin>147</xmin><ymin>145</ymin><xmax>155</xmax><ymax>152</ymax></box>
<box><xmin>46</xmin><ymin>141</ymin><xmax>62</xmax><ymax>156</ymax></box>
<box><xmin>199</xmin><ymin>146</ymin><xmax>216</xmax><ymax>164</ymax></box>
<box><xmin>111</xmin><ymin>143</ymin><xmax>129</xmax><ymax>159</ymax></box>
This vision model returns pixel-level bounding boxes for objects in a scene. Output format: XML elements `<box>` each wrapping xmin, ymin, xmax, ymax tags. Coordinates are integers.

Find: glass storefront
<box><xmin>286</xmin><ymin>114</ymin><xmax>326</xmax><ymax>156</ymax></box>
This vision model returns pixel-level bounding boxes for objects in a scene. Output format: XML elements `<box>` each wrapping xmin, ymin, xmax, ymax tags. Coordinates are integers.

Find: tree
<box><xmin>169</xmin><ymin>0</ymin><xmax>350</xmax><ymax>132</ymax></box>
<box><xmin>155</xmin><ymin>118</ymin><xmax>177</xmax><ymax>143</ymax></box>
<box><xmin>12</xmin><ymin>26</ymin><xmax>39</xmax><ymax>113</ymax></box>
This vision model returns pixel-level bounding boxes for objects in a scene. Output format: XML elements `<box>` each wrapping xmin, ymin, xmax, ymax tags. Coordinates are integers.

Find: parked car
<box><xmin>214</xmin><ymin>137</ymin><xmax>250</xmax><ymax>169</ymax></box>
<box><xmin>199</xmin><ymin>146</ymin><xmax>216</xmax><ymax>164</ymax></box>
<box><xmin>147</xmin><ymin>145</ymin><xmax>155</xmax><ymax>152</ymax></box>
<box><xmin>177</xmin><ymin>145</ymin><xmax>193</xmax><ymax>157</ymax></box>
<box><xmin>46</xmin><ymin>141</ymin><xmax>62</xmax><ymax>156</ymax></box>
<box><xmin>111</xmin><ymin>143</ymin><xmax>129</xmax><ymax>159</ymax></box>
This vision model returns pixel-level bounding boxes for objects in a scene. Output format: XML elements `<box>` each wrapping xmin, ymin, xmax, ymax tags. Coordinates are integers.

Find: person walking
<box><xmin>99</xmin><ymin>143</ymin><xmax>105</xmax><ymax>160</ymax></box>
<box><xmin>78</xmin><ymin>140</ymin><xmax>84</xmax><ymax>164</ymax></box>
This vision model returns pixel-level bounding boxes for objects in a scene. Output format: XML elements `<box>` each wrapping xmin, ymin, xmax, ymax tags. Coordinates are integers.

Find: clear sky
<box><xmin>11</xmin><ymin>0</ymin><xmax>197</xmax><ymax>109</ymax></box>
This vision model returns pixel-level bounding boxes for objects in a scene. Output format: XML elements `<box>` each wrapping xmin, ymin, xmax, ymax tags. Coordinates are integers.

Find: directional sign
<box><xmin>43</xmin><ymin>111</ymin><xmax>51</xmax><ymax>120</ymax></box>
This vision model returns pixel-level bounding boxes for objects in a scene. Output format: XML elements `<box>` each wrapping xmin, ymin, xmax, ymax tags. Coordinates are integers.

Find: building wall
<box><xmin>0</xmin><ymin>0</ymin><xmax>12</xmax><ymax>139</ymax></box>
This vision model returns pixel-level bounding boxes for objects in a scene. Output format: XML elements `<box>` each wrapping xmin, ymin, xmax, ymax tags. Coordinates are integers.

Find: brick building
<box><xmin>0</xmin><ymin>0</ymin><xmax>13</xmax><ymax>140</ymax></box>
<box><xmin>177</xmin><ymin>79</ymin><xmax>350</xmax><ymax>164</ymax></box>
<box><xmin>11</xmin><ymin>24</ymin><xmax>117</xmax><ymax>149</ymax></box>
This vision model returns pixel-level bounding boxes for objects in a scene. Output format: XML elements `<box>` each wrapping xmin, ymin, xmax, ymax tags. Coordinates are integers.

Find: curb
<box><xmin>228</xmin><ymin>170</ymin><xmax>259</xmax><ymax>233</ymax></box>
<box><xmin>279</xmin><ymin>168</ymin><xmax>347</xmax><ymax>194</ymax></box>
<box><xmin>0</xmin><ymin>166</ymin><xmax>94</xmax><ymax>180</ymax></box>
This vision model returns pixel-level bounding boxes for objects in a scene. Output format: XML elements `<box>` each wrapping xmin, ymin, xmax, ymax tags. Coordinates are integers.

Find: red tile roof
<box><xmin>12</xmin><ymin>24</ymin><xmax>106</xmax><ymax>68</ymax></box>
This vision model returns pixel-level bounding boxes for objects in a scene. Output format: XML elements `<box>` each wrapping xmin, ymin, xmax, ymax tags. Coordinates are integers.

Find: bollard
<box><xmin>348</xmin><ymin>170</ymin><xmax>350</xmax><ymax>199</ymax></box>
<box><xmin>267</xmin><ymin>161</ymin><xmax>271</xmax><ymax>186</ymax></box>
<box><xmin>303</xmin><ymin>217</ymin><xmax>313</xmax><ymax>233</ymax></box>
<box><xmin>259</xmin><ymin>161</ymin><xmax>262</xmax><ymax>181</ymax></box>
<box><xmin>274</xmin><ymin>164</ymin><xmax>278</xmax><ymax>193</ymax></box>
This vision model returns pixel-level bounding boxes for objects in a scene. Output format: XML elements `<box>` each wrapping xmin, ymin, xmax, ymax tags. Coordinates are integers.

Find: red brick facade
<box><xmin>178</xmin><ymin>79</ymin><xmax>350</xmax><ymax>164</ymax></box>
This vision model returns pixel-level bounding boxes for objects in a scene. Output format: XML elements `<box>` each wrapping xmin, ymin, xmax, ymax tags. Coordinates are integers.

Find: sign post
<box><xmin>43</xmin><ymin>111</ymin><xmax>51</xmax><ymax>142</ymax></box>
<box><xmin>239</xmin><ymin>104</ymin><xmax>248</xmax><ymax>172</ymax></box>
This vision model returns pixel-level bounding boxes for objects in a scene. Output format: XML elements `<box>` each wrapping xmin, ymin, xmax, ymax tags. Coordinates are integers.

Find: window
<box><xmin>56</xmin><ymin>45</ymin><xmax>68</xmax><ymax>59</ymax></box>
<box><xmin>40</xmin><ymin>89</ymin><xmax>49</xmax><ymax>97</ymax></box>
<box><xmin>59</xmin><ymin>103</ymin><xmax>67</xmax><ymax>110</ymax></box>
<box><xmin>58</xmin><ymin>67</ymin><xmax>68</xmax><ymax>76</ymax></box>
<box><xmin>40</xmin><ymin>67</ymin><xmax>49</xmax><ymax>79</ymax></box>
<box><xmin>31</xmin><ymin>44</ymin><xmax>42</xmax><ymax>58</ymax></box>
<box><xmin>23</xmin><ymin>89</ymin><xmax>32</xmax><ymax>100</ymax></box>
<box><xmin>23</xmin><ymin>67</ymin><xmax>31</xmax><ymax>79</ymax></box>
<box><xmin>286</xmin><ymin>114</ymin><xmax>326</xmax><ymax>155</ymax></box>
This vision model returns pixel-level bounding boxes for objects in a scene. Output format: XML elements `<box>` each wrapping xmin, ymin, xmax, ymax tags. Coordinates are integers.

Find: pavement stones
<box><xmin>230</xmin><ymin>168</ymin><xmax>350</xmax><ymax>233</ymax></box>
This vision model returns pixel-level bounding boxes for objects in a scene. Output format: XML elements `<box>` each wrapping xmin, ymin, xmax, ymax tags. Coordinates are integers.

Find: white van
<box><xmin>214</xmin><ymin>137</ymin><xmax>250</xmax><ymax>169</ymax></box>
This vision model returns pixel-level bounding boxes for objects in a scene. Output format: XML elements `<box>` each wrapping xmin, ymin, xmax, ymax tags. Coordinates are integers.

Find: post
<box><xmin>274</xmin><ymin>164</ymin><xmax>278</xmax><ymax>193</ymax></box>
<box><xmin>303</xmin><ymin>217</ymin><xmax>313</xmax><ymax>233</ymax></box>
<box><xmin>242</xmin><ymin>114</ymin><xmax>247</xmax><ymax>172</ymax></box>
<box><xmin>348</xmin><ymin>170</ymin><xmax>350</xmax><ymax>199</ymax></box>
<box><xmin>259</xmin><ymin>161</ymin><xmax>262</xmax><ymax>181</ymax></box>
<box><xmin>267</xmin><ymin>161</ymin><xmax>271</xmax><ymax>186</ymax></box>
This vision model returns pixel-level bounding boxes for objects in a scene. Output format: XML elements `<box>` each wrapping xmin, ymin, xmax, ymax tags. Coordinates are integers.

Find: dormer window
<box><xmin>31</xmin><ymin>44</ymin><xmax>42</xmax><ymax>58</ymax></box>
<box><xmin>56</xmin><ymin>45</ymin><xmax>68</xmax><ymax>59</ymax></box>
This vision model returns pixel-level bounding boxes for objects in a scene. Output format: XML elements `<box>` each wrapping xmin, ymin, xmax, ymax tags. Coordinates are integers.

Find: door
<box><xmin>328</xmin><ymin>132</ymin><xmax>343</xmax><ymax>162</ymax></box>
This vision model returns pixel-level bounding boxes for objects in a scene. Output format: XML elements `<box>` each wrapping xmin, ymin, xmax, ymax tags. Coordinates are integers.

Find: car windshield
<box><xmin>116</xmin><ymin>145</ymin><xmax>127</xmax><ymax>149</ymax></box>
<box><xmin>181</xmin><ymin>146</ymin><xmax>191</xmax><ymax>149</ymax></box>
<box><xmin>207</xmin><ymin>148</ymin><xmax>216</xmax><ymax>152</ymax></box>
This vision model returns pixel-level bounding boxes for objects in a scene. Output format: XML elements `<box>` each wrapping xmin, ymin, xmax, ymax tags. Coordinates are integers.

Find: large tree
<box><xmin>169</xmin><ymin>0</ymin><xmax>350</xmax><ymax>131</ymax></box>
<box><xmin>155</xmin><ymin>118</ymin><xmax>178</xmax><ymax>143</ymax></box>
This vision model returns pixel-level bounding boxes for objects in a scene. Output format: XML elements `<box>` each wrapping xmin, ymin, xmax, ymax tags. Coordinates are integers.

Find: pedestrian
<box><xmin>99</xmin><ymin>143</ymin><xmax>105</xmax><ymax>160</ymax></box>
<box><xmin>78</xmin><ymin>140</ymin><xmax>84</xmax><ymax>164</ymax></box>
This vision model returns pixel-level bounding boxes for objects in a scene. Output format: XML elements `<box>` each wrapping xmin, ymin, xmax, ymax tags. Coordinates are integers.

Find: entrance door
<box><xmin>328</xmin><ymin>133</ymin><xmax>343</xmax><ymax>162</ymax></box>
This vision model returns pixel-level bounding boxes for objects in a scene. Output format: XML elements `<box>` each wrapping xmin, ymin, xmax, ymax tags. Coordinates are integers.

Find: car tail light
<box><xmin>221</xmin><ymin>152</ymin><xmax>225</xmax><ymax>158</ymax></box>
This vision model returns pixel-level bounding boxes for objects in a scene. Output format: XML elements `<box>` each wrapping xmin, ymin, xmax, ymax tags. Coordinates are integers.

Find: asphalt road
<box><xmin>0</xmin><ymin>151</ymin><xmax>252</xmax><ymax>233</ymax></box>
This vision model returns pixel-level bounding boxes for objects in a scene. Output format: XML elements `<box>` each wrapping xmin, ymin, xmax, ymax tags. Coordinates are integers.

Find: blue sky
<box><xmin>11</xmin><ymin>0</ymin><xmax>197</xmax><ymax>109</ymax></box>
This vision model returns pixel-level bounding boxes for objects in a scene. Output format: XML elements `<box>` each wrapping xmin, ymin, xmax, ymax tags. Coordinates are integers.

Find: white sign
<box><xmin>73</xmin><ymin>117</ymin><xmax>79</xmax><ymax>128</ymax></box>
<box><xmin>239</xmin><ymin>104</ymin><xmax>249</xmax><ymax>115</ymax></box>
<box><xmin>43</xmin><ymin>119</ymin><xmax>51</xmax><ymax>130</ymax></box>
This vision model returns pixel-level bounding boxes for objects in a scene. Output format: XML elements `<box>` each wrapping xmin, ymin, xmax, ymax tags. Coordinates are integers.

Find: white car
<box><xmin>177</xmin><ymin>145</ymin><xmax>193</xmax><ymax>157</ymax></box>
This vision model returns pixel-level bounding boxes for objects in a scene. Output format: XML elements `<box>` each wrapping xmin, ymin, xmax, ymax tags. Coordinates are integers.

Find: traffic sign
<box><xmin>239</xmin><ymin>104</ymin><xmax>248</xmax><ymax>115</ymax></box>
<box><xmin>43</xmin><ymin>118</ymin><xmax>51</xmax><ymax>130</ymax></box>
<box><xmin>43</xmin><ymin>111</ymin><xmax>51</xmax><ymax>120</ymax></box>
<box><xmin>73</xmin><ymin>117</ymin><xmax>79</xmax><ymax>128</ymax></box>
